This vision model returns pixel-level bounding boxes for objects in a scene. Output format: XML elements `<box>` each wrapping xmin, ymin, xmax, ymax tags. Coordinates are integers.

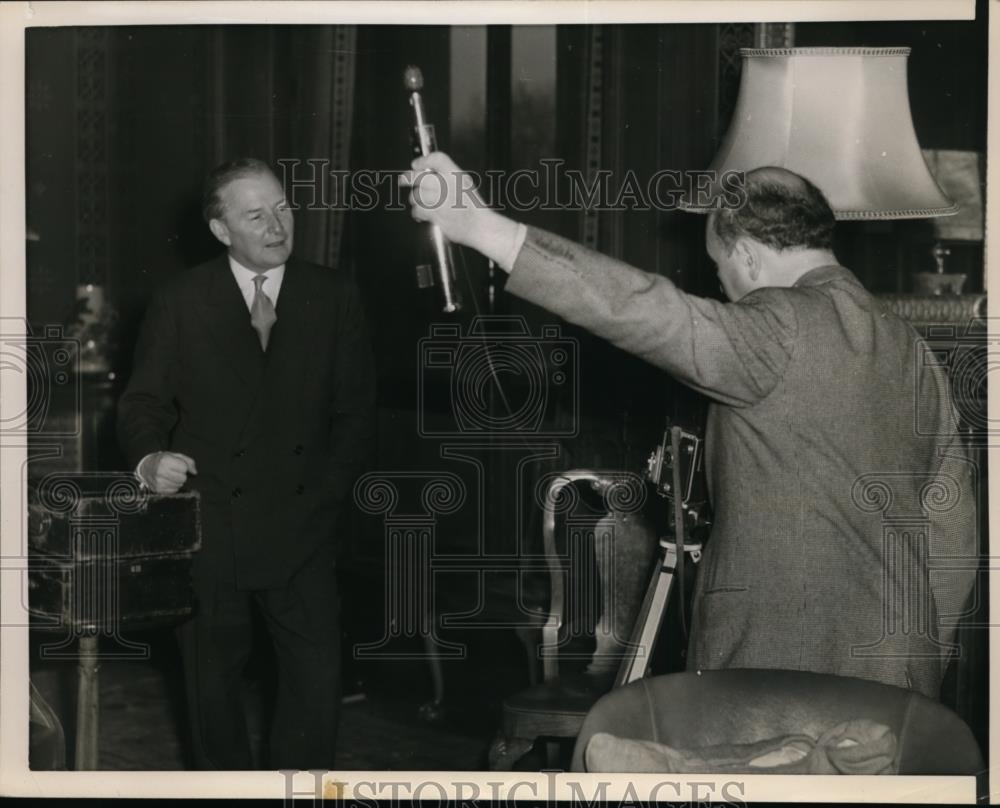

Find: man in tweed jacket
<box><xmin>406</xmin><ymin>156</ymin><xmax>976</xmax><ymax>699</ymax></box>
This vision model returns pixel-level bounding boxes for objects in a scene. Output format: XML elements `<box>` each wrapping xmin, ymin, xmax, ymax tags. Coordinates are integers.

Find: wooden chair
<box><xmin>486</xmin><ymin>469</ymin><xmax>662</xmax><ymax>769</ymax></box>
<box><xmin>486</xmin><ymin>425</ymin><xmax>708</xmax><ymax>770</ymax></box>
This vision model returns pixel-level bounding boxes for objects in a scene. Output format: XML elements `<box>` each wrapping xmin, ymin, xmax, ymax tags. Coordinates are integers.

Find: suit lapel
<box><xmin>204</xmin><ymin>255</ymin><xmax>265</xmax><ymax>389</ymax></box>
<box><xmin>266</xmin><ymin>259</ymin><xmax>312</xmax><ymax>381</ymax></box>
<box><xmin>237</xmin><ymin>259</ymin><xmax>314</xmax><ymax>447</ymax></box>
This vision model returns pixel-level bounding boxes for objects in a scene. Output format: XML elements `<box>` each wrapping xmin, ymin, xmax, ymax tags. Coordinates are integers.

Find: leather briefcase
<box><xmin>27</xmin><ymin>481</ymin><xmax>201</xmax><ymax>633</ymax></box>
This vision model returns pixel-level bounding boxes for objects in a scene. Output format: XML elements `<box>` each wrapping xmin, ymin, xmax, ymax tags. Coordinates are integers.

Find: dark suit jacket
<box><xmin>506</xmin><ymin>226</ymin><xmax>977</xmax><ymax>699</ymax></box>
<box><xmin>117</xmin><ymin>254</ymin><xmax>376</xmax><ymax>589</ymax></box>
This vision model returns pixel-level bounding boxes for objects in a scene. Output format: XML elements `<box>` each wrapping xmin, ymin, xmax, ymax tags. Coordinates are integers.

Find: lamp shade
<box><xmin>702</xmin><ymin>47</ymin><xmax>956</xmax><ymax>220</ymax></box>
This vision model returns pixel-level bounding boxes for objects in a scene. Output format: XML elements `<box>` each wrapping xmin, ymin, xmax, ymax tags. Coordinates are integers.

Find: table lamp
<box><xmin>690</xmin><ymin>47</ymin><xmax>956</xmax><ymax>220</ymax></box>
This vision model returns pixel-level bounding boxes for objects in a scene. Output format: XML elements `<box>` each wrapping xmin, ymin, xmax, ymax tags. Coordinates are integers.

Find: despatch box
<box><xmin>27</xmin><ymin>485</ymin><xmax>201</xmax><ymax>633</ymax></box>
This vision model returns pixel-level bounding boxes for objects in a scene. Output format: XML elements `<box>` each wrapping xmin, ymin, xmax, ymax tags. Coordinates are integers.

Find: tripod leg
<box><xmin>616</xmin><ymin>543</ymin><xmax>677</xmax><ymax>686</ymax></box>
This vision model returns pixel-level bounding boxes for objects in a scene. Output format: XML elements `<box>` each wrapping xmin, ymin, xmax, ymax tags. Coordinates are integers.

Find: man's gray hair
<box><xmin>202</xmin><ymin>157</ymin><xmax>275</xmax><ymax>222</ymax></box>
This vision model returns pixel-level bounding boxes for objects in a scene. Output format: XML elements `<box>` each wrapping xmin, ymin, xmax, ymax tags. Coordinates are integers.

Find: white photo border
<box><xmin>0</xmin><ymin>0</ymin><xmax>988</xmax><ymax>802</ymax></box>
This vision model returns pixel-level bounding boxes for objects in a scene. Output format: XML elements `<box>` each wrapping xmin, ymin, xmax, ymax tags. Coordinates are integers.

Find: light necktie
<box><xmin>250</xmin><ymin>274</ymin><xmax>277</xmax><ymax>350</ymax></box>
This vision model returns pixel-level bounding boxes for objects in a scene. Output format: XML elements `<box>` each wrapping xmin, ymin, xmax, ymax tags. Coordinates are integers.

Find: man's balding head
<box><xmin>711</xmin><ymin>166</ymin><xmax>836</xmax><ymax>254</ymax></box>
<box><xmin>705</xmin><ymin>167</ymin><xmax>839</xmax><ymax>301</ymax></box>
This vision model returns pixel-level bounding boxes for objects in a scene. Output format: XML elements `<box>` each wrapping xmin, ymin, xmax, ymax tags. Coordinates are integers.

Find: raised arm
<box><xmin>405</xmin><ymin>152</ymin><xmax>797</xmax><ymax>407</ymax></box>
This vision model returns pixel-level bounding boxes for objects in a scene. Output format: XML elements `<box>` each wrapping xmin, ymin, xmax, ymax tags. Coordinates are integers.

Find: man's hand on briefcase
<box><xmin>137</xmin><ymin>451</ymin><xmax>198</xmax><ymax>495</ymax></box>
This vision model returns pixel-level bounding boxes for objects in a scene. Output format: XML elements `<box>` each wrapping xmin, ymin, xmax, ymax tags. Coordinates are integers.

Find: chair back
<box><xmin>538</xmin><ymin>471</ymin><xmax>659</xmax><ymax>682</ymax></box>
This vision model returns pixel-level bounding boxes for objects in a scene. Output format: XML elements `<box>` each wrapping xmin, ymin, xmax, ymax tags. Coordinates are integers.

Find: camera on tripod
<box><xmin>644</xmin><ymin>424</ymin><xmax>711</xmax><ymax>532</ymax></box>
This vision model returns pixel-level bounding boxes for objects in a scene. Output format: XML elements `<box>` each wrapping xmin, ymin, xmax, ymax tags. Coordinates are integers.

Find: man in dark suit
<box><xmin>405</xmin><ymin>154</ymin><xmax>976</xmax><ymax>700</ymax></box>
<box><xmin>118</xmin><ymin>158</ymin><xmax>375</xmax><ymax>769</ymax></box>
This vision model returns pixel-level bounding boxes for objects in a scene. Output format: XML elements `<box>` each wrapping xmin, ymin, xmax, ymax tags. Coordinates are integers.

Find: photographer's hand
<box><xmin>401</xmin><ymin>151</ymin><xmax>524</xmax><ymax>271</ymax></box>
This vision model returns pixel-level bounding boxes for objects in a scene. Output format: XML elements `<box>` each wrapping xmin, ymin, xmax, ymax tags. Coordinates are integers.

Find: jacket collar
<box><xmin>793</xmin><ymin>264</ymin><xmax>858</xmax><ymax>288</ymax></box>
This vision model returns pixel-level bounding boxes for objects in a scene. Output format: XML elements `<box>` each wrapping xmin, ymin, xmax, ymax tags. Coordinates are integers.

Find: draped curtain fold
<box><xmin>292</xmin><ymin>25</ymin><xmax>357</xmax><ymax>270</ymax></box>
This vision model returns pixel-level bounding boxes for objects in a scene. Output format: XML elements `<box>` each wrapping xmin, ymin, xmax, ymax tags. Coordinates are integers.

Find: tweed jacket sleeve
<box><xmin>505</xmin><ymin>226</ymin><xmax>798</xmax><ymax>407</ymax></box>
<box><xmin>929</xmin><ymin>446</ymin><xmax>978</xmax><ymax>662</ymax></box>
<box><xmin>918</xmin><ymin>357</ymin><xmax>979</xmax><ymax>663</ymax></box>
